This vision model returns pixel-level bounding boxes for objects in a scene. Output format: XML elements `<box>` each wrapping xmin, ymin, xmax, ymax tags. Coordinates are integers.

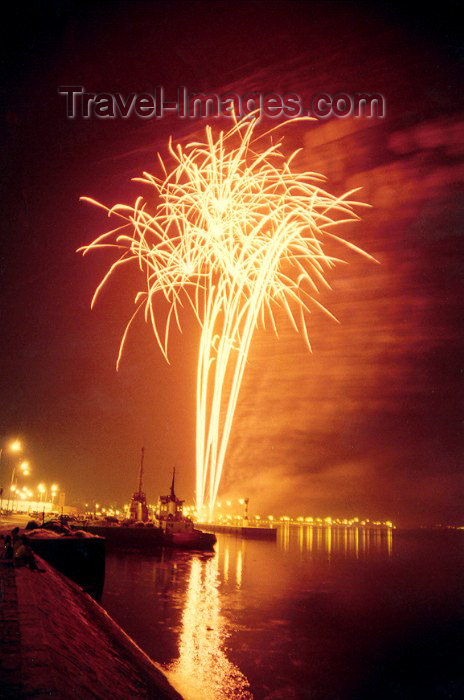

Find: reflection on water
<box><xmin>103</xmin><ymin>529</ymin><xmax>462</xmax><ymax>700</ymax></box>
<box><xmin>278</xmin><ymin>524</ymin><xmax>393</xmax><ymax>559</ymax></box>
<box><xmin>236</xmin><ymin>548</ymin><xmax>243</xmax><ymax>589</ymax></box>
<box><xmin>166</xmin><ymin>549</ymin><xmax>252</xmax><ymax>700</ymax></box>
<box><xmin>223</xmin><ymin>546</ymin><xmax>229</xmax><ymax>582</ymax></box>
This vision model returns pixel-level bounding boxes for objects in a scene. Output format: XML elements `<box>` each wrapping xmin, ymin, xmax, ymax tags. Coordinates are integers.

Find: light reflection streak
<box><xmin>236</xmin><ymin>549</ymin><xmax>243</xmax><ymax>589</ymax></box>
<box><xmin>326</xmin><ymin>526</ymin><xmax>332</xmax><ymax>559</ymax></box>
<box><xmin>223</xmin><ymin>546</ymin><xmax>230</xmax><ymax>583</ymax></box>
<box><xmin>387</xmin><ymin>528</ymin><xmax>393</xmax><ymax>557</ymax></box>
<box><xmin>281</xmin><ymin>523</ymin><xmax>290</xmax><ymax>552</ymax></box>
<box><xmin>306</xmin><ymin>525</ymin><xmax>313</xmax><ymax>552</ymax></box>
<box><xmin>167</xmin><ymin>555</ymin><xmax>252</xmax><ymax>700</ymax></box>
<box><xmin>285</xmin><ymin>525</ymin><xmax>393</xmax><ymax>559</ymax></box>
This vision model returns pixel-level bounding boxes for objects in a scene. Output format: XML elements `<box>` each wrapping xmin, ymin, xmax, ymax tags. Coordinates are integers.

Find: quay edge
<box><xmin>0</xmin><ymin>554</ymin><xmax>182</xmax><ymax>699</ymax></box>
<box><xmin>196</xmin><ymin>522</ymin><xmax>277</xmax><ymax>539</ymax></box>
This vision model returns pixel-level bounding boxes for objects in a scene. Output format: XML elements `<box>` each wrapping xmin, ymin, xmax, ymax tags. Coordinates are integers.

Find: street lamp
<box><xmin>19</xmin><ymin>460</ymin><xmax>30</xmax><ymax>476</ymax></box>
<box><xmin>51</xmin><ymin>484</ymin><xmax>58</xmax><ymax>504</ymax></box>
<box><xmin>9</xmin><ymin>439</ymin><xmax>22</xmax><ymax>454</ymax></box>
<box><xmin>0</xmin><ymin>438</ymin><xmax>23</xmax><ymax>461</ymax></box>
<box><xmin>0</xmin><ymin>439</ymin><xmax>23</xmax><ymax>509</ymax></box>
<box><xmin>0</xmin><ymin>439</ymin><xmax>23</xmax><ymax>474</ymax></box>
<box><xmin>9</xmin><ymin>484</ymin><xmax>17</xmax><ymax>511</ymax></box>
<box><xmin>8</xmin><ymin>459</ymin><xmax>32</xmax><ymax>512</ymax></box>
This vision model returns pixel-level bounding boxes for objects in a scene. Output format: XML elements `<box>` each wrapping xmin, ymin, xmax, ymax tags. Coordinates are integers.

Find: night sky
<box><xmin>0</xmin><ymin>1</ymin><xmax>462</xmax><ymax>525</ymax></box>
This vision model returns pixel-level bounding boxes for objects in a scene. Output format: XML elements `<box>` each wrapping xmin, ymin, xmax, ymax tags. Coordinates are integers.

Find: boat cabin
<box><xmin>157</xmin><ymin>469</ymin><xmax>192</xmax><ymax>533</ymax></box>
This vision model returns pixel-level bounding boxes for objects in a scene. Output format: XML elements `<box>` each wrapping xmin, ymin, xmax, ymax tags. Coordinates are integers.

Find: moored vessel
<box><xmin>155</xmin><ymin>468</ymin><xmax>216</xmax><ymax>550</ymax></box>
<box><xmin>80</xmin><ymin>450</ymin><xmax>215</xmax><ymax>550</ymax></box>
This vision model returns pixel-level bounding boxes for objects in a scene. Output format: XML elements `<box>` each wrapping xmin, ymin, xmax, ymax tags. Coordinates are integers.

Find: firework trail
<box><xmin>80</xmin><ymin>115</ymin><xmax>373</xmax><ymax>518</ymax></box>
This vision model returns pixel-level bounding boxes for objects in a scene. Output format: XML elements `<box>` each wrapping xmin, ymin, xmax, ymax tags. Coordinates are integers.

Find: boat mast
<box><xmin>129</xmin><ymin>447</ymin><xmax>149</xmax><ymax>522</ymax></box>
<box><xmin>170</xmin><ymin>466</ymin><xmax>176</xmax><ymax>499</ymax></box>
<box><xmin>138</xmin><ymin>447</ymin><xmax>145</xmax><ymax>494</ymax></box>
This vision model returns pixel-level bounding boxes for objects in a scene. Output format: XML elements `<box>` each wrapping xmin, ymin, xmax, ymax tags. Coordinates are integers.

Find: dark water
<box><xmin>102</xmin><ymin>527</ymin><xmax>463</xmax><ymax>699</ymax></box>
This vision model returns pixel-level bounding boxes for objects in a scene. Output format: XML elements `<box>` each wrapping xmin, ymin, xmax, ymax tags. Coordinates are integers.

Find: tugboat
<box><xmin>80</xmin><ymin>448</ymin><xmax>163</xmax><ymax>547</ymax></box>
<box><xmin>156</xmin><ymin>469</ymin><xmax>216</xmax><ymax>550</ymax></box>
<box><xmin>80</xmin><ymin>450</ymin><xmax>215</xmax><ymax>550</ymax></box>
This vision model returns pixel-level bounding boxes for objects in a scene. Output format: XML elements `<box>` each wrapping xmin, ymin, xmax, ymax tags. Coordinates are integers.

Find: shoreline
<box><xmin>0</xmin><ymin>552</ymin><xmax>182</xmax><ymax>699</ymax></box>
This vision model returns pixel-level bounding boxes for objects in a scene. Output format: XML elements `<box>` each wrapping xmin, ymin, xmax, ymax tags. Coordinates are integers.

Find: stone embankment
<box><xmin>0</xmin><ymin>554</ymin><xmax>182</xmax><ymax>699</ymax></box>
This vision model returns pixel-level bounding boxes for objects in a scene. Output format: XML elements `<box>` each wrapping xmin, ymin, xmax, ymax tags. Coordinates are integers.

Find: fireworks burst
<box><xmin>80</xmin><ymin>115</ymin><xmax>374</xmax><ymax>518</ymax></box>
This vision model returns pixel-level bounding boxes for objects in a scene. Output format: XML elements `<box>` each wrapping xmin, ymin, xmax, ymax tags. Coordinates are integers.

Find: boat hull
<box><xmin>163</xmin><ymin>528</ymin><xmax>216</xmax><ymax>550</ymax></box>
<box><xmin>80</xmin><ymin>524</ymin><xmax>216</xmax><ymax>550</ymax></box>
<box><xmin>26</xmin><ymin>533</ymin><xmax>106</xmax><ymax>599</ymax></box>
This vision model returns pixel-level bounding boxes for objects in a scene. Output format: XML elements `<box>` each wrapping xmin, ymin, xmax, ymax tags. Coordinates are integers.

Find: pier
<box><xmin>196</xmin><ymin>522</ymin><xmax>277</xmax><ymax>539</ymax></box>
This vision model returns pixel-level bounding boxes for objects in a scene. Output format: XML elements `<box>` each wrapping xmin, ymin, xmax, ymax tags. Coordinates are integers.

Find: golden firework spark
<box><xmin>80</xmin><ymin>115</ymin><xmax>374</xmax><ymax>518</ymax></box>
